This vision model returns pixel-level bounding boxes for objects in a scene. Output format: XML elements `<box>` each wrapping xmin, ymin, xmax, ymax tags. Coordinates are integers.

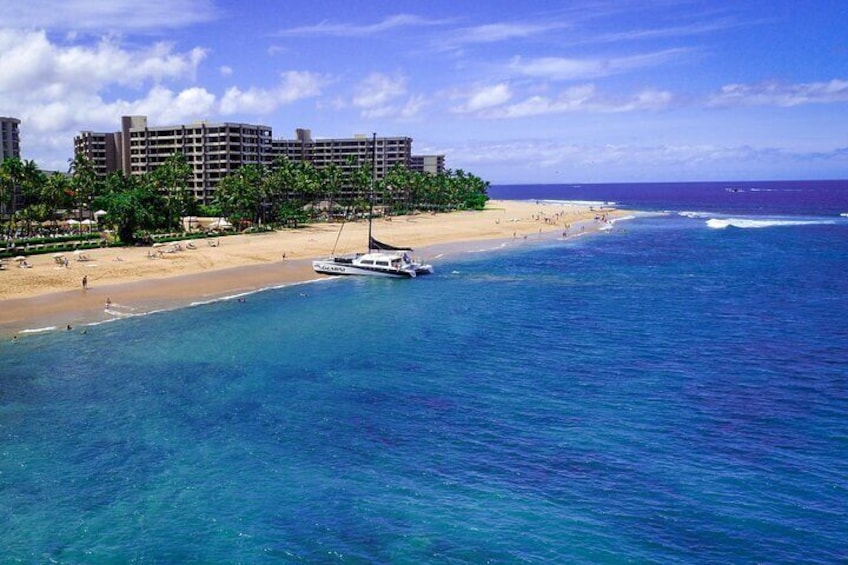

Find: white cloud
<box><xmin>457</xmin><ymin>22</ymin><xmax>568</xmax><ymax>44</ymax></box>
<box><xmin>137</xmin><ymin>85</ymin><xmax>217</xmax><ymax>123</ymax></box>
<box><xmin>0</xmin><ymin>28</ymin><xmax>219</xmax><ymax>170</ymax></box>
<box><xmin>707</xmin><ymin>79</ymin><xmax>848</xmax><ymax>107</ymax></box>
<box><xmin>277</xmin><ymin>70</ymin><xmax>330</xmax><ymax>103</ymax></box>
<box><xmin>220</xmin><ymin>65</ymin><xmax>233</xmax><ymax>77</ymax></box>
<box><xmin>353</xmin><ymin>72</ymin><xmax>407</xmax><ymax>108</ymax></box>
<box><xmin>221</xmin><ymin>86</ymin><xmax>274</xmax><ymax>115</ymax></box>
<box><xmin>219</xmin><ymin>71</ymin><xmax>330</xmax><ymax>115</ymax></box>
<box><xmin>16</xmin><ymin>84</ymin><xmax>218</xmax><ymax>172</ymax></box>
<box><xmin>615</xmin><ymin>88</ymin><xmax>675</xmax><ymax>112</ymax></box>
<box><xmin>399</xmin><ymin>95</ymin><xmax>428</xmax><ymax>120</ymax></box>
<box><xmin>456</xmin><ymin>83</ymin><xmax>513</xmax><ymax>113</ymax></box>
<box><xmin>351</xmin><ymin>72</ymin><xmax>424</xmax><ymax>119</ymax></box>
<box><xmin>436</xmin><ymin>20</ymin><xmax>571</xmax><ymax>52</ymax></box>
<box><xmin>1</xmin><ymin>0</ymin><xmax>220</xmax><ymax>31</ymax></box>
<box><xmin>507</xmin><ymin>48</ymin><xmax>690</xmax><ymax>81</ymax></box>
<box><xmin>451</xmin><ymin>83</ymin><xmax>674</xmax><ymax>118</ymax></box>
<box><xmin>0</xmin><ymin>29</ymin><xmax>207</xmax><ymax>100</ymax></box>
<box><xmin>279</xmin><ymin>14</ymin><xmax>449</xmax><ymax>37</ymax></box>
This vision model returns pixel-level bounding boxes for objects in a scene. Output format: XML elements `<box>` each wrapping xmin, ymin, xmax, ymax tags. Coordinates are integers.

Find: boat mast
<box><xmin>368</xmin><ymin>132</ymin><xmax>376</xmax><ymax>251</ymax></box>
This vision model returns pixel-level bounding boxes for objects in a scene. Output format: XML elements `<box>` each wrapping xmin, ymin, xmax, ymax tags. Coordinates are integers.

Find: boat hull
<box><xmin>312</xmin><ymin>259</ymin><xmax>417</xmax><ymax>278</ymax></box>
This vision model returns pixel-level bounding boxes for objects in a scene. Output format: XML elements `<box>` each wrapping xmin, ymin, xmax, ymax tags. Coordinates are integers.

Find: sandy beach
<box><xmin>1</xmin><ymin>200</ymin><xmax>626</xmax><ymax>337</ymax></box>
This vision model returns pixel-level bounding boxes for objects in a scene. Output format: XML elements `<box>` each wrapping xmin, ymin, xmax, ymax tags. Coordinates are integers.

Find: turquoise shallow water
<box><xmin>2</xmin><ymin>182</ymin><xmax>848</xmax><ymax>563</ymax></box>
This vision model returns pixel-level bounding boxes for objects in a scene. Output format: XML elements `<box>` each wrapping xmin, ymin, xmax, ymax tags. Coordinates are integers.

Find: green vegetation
<box><xmin>1</xmin><ymin>152</ymin><xmax>489</xmax><ymax>254</ymax></box>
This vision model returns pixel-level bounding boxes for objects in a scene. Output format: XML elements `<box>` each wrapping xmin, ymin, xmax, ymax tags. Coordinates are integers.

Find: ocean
<box><xmin>2</xmin><ymin>180</ymin><xmax>847</xmax><ymax>563</ymax></box>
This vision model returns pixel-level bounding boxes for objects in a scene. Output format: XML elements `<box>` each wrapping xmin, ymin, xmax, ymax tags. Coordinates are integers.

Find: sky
<box><xmin>1</xmin><ymin>0</ymin><xmax>846</xmax><ymax>184</ymax></box>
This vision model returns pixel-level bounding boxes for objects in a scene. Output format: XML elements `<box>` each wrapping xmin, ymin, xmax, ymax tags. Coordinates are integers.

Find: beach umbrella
<box><xmin>152</xmin><ymin>242</ymin><xmax>166</xmax><ymax>248</ymax></box>
<box><xmin>53</xmin><ymin>253</ymin><xmax>64</xmax><ymax>258</ymax></box>
<box><xmin>210</xmin><ymin>218</ymin><xmax>232</xmax><ymax>229</ymax></box>
<box><xmin>66</xmin><ymin>219</ymin><xmax>80</xmax><ymax>225</ymax></box>
<box><xmin>81</xmin><ymin>219</ymin><xmax>96</xmax><ymax>225</ymax></box>
<box><xmin>93</xmin><ymin>210</ymin><xmax>107</xmax><ymax>217</ymax></box>
<box><xmin>14</xmin><ymin>256</ymin><xmax>27</xmax><ymax>262</ymax></box>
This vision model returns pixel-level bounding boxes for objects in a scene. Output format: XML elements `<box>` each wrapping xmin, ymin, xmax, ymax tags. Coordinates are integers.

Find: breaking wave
<box><xmin>706</xmin><ymin>218</ymin><xmax>836</xmax><ymax>229</ymax></box>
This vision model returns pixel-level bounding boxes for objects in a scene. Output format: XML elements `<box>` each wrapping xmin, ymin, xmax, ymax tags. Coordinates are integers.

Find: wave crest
<box><xmin>706</xmin><ymin>218</ymin><xmax>835</xmax><ymax>229</ymax></box>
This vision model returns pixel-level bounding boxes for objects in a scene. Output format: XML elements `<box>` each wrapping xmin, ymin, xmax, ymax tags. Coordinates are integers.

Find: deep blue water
<box><xmin>489</xmin><ymin>179</ymin><xmax>848</xmax><ymax>216</ymax></box>
<box><xmin>2</xmin><ymin>181</ymin><xmax>848</xmax><ymax>563</ymax></box>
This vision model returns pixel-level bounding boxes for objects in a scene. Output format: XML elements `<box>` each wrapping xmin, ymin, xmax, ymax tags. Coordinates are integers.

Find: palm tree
<box><xmin>347</xmin><ymin>159</ymin><xmax>372</xmax><ymax>219</ymax></box>
<box><xmin>69</xmin><ymin>154</ymin><xmax>98</xmax><ymax>224</ymax></box>
<box><xmin>383</xmin><ymin>163</ymin><xmax>411</xmax><ymax>214</ymax></box>
<box><xmin>43</xmin><ymin>173</ymin><xmax>72</xmax><ymax>231</ymax></box>
<box><xmin>151</xmin><ymin>153</ymin><xmax>193</xmax><ymax>231</ymax></box>
<box><xmin>0</xmin><ymin>157</ymin><xmax>24</xmax><ymax>234</ymax></box>
<box><xmin>98</xmin><ymin>172</ymin><xmax>164</xmax><ymax>244</ymax></box>
<box><xmin>318</xmin><ymin>163</ymin><xmax>343</xmax><ymax>221</ymax></box>
<box><xmin>212</xmin><ymin>163</ymin><xmax>266</xmax><ymax>227</ymax></box>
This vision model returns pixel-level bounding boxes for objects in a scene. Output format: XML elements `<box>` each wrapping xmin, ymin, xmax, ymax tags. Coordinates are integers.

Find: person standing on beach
<box><xmin>82</xmin><ymin>275</ymin><xmax>88</xmax><ymax>289</ymax></box>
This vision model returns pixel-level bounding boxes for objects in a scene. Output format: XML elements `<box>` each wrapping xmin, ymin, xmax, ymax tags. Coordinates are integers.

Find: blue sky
<box><xmin>1</xmin><ymin>0</ymin><xmax>846</xmax><ymax>183</ymax></box>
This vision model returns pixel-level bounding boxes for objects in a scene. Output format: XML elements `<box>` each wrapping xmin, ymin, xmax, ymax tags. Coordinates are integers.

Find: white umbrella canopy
<box><xmin>209</xmin><ymin>218</ymin><xmax>232</xmax><ymax>229</ymax></box>
<box><xmin>93</xmin><ymin>210</ymin><xmax>107</xmax><ymax>217</ymax></box>
<box><xmin>14</xmin><ymin>256</ymin><xmax>27</xmax><ymax>262</ymax></box>
<box><xmin>66</xmin><ymin>219</ymin><xmax>80</xmax><ymax>225</ymax></box>
<box><xmin>81</xmin><ymin>219</ymin><xmax>97</xmax><ymax>225</ymax></box>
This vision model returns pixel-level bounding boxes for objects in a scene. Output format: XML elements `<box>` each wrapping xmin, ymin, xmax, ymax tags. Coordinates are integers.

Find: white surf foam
<box><xmin>19</xmin><ymin>326</ymin><xmax>57</xmax><ymax>334</ymax></box>
<box><xmin>535</xmin><ymin>199</ymin><xmax>617</xmax><ymax>208</ymax></box>
<box><xmin>706</xmin><ymin>218</ymin><xmax>835</xmax><ymax>229</ymax></box>
<box><xmin>679</xmin><ymin>211</ymin><xmax>710</xmax><ymax>219</ymax></box>
<box><xmin>609</xmin><ymin>214</ymin><xmax>636</xmax><ymax>224</ymax></box>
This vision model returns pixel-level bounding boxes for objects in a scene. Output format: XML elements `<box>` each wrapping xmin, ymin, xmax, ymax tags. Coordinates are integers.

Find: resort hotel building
<box><xmin>75</xmin><ymin>116</ymin><xmax>273</xmax><ymax>203</ymax></box>
<box><xmin>273</xmin><ymin>128</ymin><xmax>417</xmax><ymax>180</ymax></box>
<box><xmin>1</xmin><ymin>116</ymin><xmax>22</xmax><ymax>217</ymax></box>
<box><xmin>1</xmin><ymin>116</ymin><xmax>21</xmax><ymax>161</ymax></box>
<box><xmin>74</xmin><ymin>117</ymin><xmax>446</xmax><ymax>204</ymax></box>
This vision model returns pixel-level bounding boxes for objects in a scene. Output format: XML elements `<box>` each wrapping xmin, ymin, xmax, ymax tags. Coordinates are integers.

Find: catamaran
<box><xmin>312</xmin><ymin>133</ymin><xmax>432</xmax><ymax>279</ymax></box>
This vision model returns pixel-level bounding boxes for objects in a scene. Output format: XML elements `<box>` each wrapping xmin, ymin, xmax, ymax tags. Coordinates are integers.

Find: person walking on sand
<box><xmin>82</xmin><ymin>275</ymin><xmax>88</xmax><ymax>289</ymax></box>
